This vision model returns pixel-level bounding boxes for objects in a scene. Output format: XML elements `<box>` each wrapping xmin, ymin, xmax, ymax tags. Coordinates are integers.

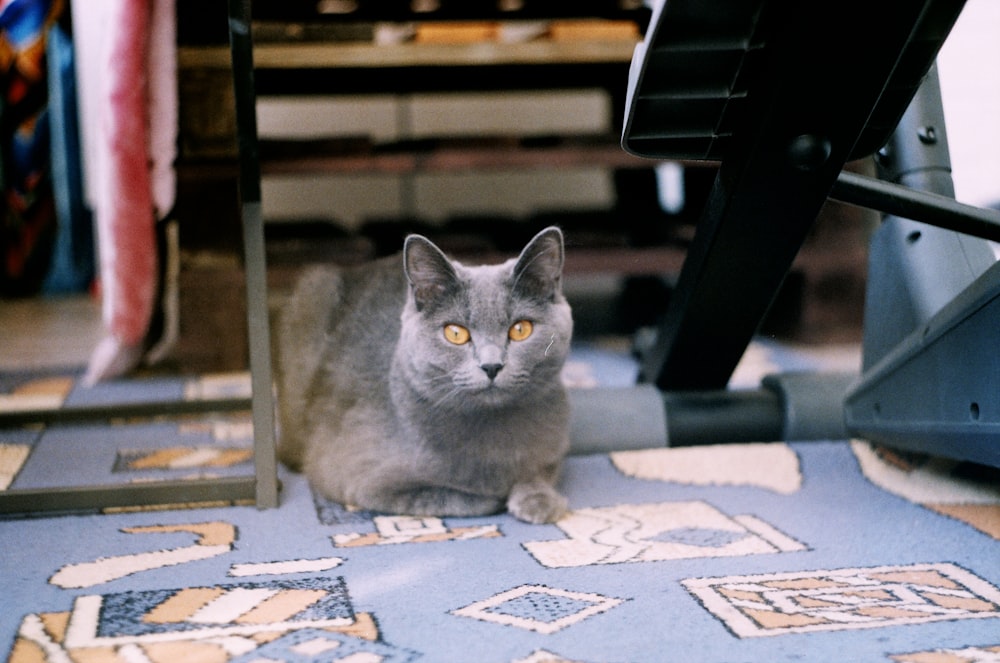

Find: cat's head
<box><xmin>396</xmin><ymin>227</ymin><xmax>573</xmax><ymax>410</ymax></box>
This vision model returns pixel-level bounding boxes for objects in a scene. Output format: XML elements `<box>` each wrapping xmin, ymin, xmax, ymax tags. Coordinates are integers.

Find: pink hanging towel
<box><xmin>82</xmin><ymin>0</ymin><xmax>176</xmax><ymax>384</ymax></box>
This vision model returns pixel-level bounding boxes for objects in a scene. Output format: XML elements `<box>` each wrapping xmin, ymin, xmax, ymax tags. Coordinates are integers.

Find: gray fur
<box><xmin>274</xmin><ymin>227</ymin><xmax>573</xmax><ymax>523</ymax></box>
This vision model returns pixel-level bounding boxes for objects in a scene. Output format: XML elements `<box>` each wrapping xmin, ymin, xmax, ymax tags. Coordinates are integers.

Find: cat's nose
<box><xmin>481</xmin><ymin>363</ymin><xmax>504</xmax><ymax>380</ymax></box>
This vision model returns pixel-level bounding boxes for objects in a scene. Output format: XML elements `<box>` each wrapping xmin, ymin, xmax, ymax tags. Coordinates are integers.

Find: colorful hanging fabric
<box><xmin>0</xmin><ymin>0</ymin><xmax>61</xmax><ymax>296</ymax></box>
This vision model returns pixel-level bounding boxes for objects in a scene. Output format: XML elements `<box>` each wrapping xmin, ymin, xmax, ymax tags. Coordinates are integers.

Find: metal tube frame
<box><xmin>0</xmin><ymin>0</ymin><xmax>279</xmax><ymax>515</ymax></box>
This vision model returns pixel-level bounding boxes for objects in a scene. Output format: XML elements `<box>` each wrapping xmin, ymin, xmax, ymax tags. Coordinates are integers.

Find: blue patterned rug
<box><xmin>2</xmin><ymin>344</ymin><xmax>999</xmax><ymax>662</ymax></box>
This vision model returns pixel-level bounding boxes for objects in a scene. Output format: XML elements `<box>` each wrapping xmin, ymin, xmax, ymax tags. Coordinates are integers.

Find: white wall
<box><xmin>937</xmin><ymin>0</ymin><xmax>1000</xmax><ymax>209</ymax></box>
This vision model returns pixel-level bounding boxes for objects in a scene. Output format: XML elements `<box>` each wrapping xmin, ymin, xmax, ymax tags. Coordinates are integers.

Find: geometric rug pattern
<box><xmin>683</xmin><ymin>562</ymin><xmax>1000</xmax><ymax>638</ymax></box>
<box><xmin>451</xmin><ymin>584</ymin><xmax>626</xmax><ymax>634</ymax></box>
<box><xmin>2</xmin><ymin>367</ymin><xmax>1000</xmax><ymax>661</ymax></box>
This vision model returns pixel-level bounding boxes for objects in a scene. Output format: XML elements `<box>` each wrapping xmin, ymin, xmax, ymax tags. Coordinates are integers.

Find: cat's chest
<box><xmin>414</xmin><ymin>409</ymin><xmax>557</xmax><ymax>477</ymax></box>
<box><xmin>423</xmin><ymin>439</ymin><xmax>526</xmax><ymax>494</ymax></box>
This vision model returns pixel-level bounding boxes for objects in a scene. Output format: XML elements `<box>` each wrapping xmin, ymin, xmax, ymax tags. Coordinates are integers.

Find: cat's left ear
<box><xmin>404</xmin><ymin>234</ymin><xmax>459</xmax><ymax>311</ymax></box>
<box><xmin>512</xmin><ymin>226</ymin><xmax>565</xmax><ymax>301</ymax></box>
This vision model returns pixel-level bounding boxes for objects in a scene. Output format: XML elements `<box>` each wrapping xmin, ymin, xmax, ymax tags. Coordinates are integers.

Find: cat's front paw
<box><xmin>507</xmin><ymin>481</ymin><xmax>568</xmax><ymax>524</ymax></box>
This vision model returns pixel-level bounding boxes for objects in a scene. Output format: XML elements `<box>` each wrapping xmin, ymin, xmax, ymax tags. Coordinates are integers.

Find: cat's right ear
<box><xmin>404</xmin><ymin>235</ymin><xmax>458</xmax><ymax>311</ymax></box>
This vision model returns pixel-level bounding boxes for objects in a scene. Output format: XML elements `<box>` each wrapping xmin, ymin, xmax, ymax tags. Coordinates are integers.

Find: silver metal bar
<box><xmin>0</xmin><ymin>477</ymin><xmax>257</xmax><ymax>515</ymax></box>
<box><xmin>228</xmin><ymin>0</ymin><xmax>279</xmax><ymax>508</ymax></box>
<box><xmin>830</xmin><ymin>170</ymin><xmax>1000</xmax><ymax>242</ymax></box>
<box><xmin>0</xmin><ymin>397</ymin><xmax>251</xmax><ymax>427</ymax></box>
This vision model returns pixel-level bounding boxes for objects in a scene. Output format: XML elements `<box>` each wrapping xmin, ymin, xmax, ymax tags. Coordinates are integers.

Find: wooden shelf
<box><xmin>261</xmin><ymin>137</ymin><xmax>658</xmax><ymax>174</ymax></box>
<box><xmin>178</xmin><ymin>39</ymin><xmax>638</xmax><ymax>71</ymax></box>
<box><xmin>177</xmin><ymin>136</ymin><xmax>683</xmax><ymax>181</ymax></box>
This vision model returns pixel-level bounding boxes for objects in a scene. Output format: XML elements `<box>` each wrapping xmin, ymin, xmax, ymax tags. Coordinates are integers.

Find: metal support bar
<box><xmin>661</xmin><ymin>389</ymin><xmax>783</xmax><ymax>445</ymax></box>
<box><xmin>830</xmin><ymin>171</ymin><xmax>1000</xmax><ymax>242</ymax></box>
<box><xmin>0</xmin><ymin>5</ymin><xmax>278</xmax><ymax>516</ymax></box>
<box><xmin>0</xmin><ymin>477</ymin><xmax>256</xmax><ymax>515</ymax></box>
<box><xmin>0</xmin><ymin>390</ymin><xmax>256</xmax><ymax>514</ymax></box>
<box><xmin>0</xmin><ymin>397</ymin><xmax>250</xmax><ymax>428</ymax></box>
<box><xmin>568</xmin><ymin>386</ymin><xmax>785</xmax><ymax>453</ymax></box>
<box><xmin>566</xmin><ymin>374</ymin><xmax>854</xmax><ymax>455</ymax></box>
<box><xmin>228</xmin><ymin>0</ymin><xmax>279</xmax><ymax>508</ymax></box>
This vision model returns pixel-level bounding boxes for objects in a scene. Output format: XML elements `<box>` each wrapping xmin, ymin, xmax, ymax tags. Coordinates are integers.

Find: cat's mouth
<box><xmin>474</xmin><ymin>380</ymin><xmax>503</xmax><ymax>394</ymax></box>
<box><xmin>442</xmin><ymin>370</ymin><xmax>527</xmax><ymax>408</ymax></box>
<box><xmin>466</xmin><ymin>380</ymin><xmax>516</xmax><ymax>405</ymax></box>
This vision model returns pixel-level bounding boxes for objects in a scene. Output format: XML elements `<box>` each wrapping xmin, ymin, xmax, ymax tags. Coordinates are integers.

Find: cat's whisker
<box><xmin>424</xmin><ymin>373</ymin><xmax>454</xmax><ymax>387</ymax></box>
<box><xmin>431</xmin><ymin>386</ymin><xmax>466</xmax><ymax>410</ymax></box>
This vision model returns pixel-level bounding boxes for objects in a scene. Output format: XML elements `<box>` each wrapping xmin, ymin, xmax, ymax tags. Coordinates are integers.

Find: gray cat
<box><xmin>274</xmin><ymin>227</ymin><xmax>573</xmax><ymax>523</ymax></box>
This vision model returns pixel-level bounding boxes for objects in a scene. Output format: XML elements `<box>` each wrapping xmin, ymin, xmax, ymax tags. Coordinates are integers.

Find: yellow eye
<box><xmin>508</xmin><ymin>320</ymin><xmax>533</xmax><ymax>342</ymax></box>
<box><xmin>444</xmin><ymin>324</ymin><xmax>471</xmax><ymax>345</ymax></box>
